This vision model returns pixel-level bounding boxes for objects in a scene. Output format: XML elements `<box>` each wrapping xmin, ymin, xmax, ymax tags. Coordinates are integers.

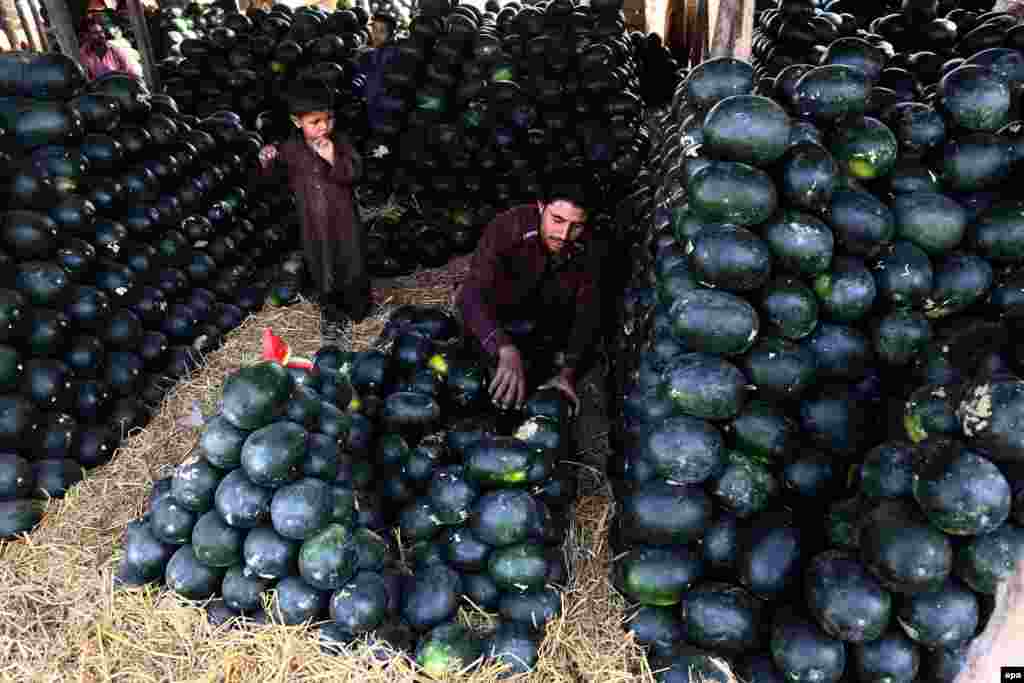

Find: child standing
<box><xmin>258</xmin><ymin>79</ymin><xmax>370</xmax><ymax>345</ymax></box>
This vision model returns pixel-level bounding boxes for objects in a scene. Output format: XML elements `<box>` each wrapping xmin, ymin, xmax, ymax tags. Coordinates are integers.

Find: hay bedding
<box><xmin>0</xmin><ymin>260</ymin><xmax>660</xmax><ymax>683</ymax></box>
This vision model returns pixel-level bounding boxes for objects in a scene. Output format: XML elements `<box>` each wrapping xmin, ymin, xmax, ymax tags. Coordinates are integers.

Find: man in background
<box><xmin>354</xmin><ymin>11</ymin><xmax>399</xmax><ymax>133</ymax></box>
<box><xmin>78</xmin><ymin>16</ymin><xmax>142</xmax><ymax>80</ymax></box>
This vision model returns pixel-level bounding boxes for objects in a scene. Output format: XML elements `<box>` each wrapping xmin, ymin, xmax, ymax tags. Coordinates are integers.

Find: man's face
<box><xmin>292</xmin><ymin>110</ymin><xmax>334</xmax><ymax>143</ymax></box>
<box><xmin>370</xmin><ymin>20</ymin><xmax>392</xmax><ymax>47</ymax></box>
<box><xmin>85</xmin><ymin>23</ymin><xmax>106</xmax><ymax>41</ymax></box>
<box><xmin>537</xmin><ymin>199</ymin><xmax>587</xmax><ymax>254</ymax></box>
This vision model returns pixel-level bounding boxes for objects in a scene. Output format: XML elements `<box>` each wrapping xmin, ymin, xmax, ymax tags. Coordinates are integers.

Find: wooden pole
<box><xmin>40</xmin><ymin>0</ymin><xmax>77</xmax><ymax>55</ymax></box>
<box><xmin>1</xmin><ymin>0</ymin><xmax>23</xmax><ymax>50</ymax></box>
<box><xmin>27</xmin><ymin>0</ymin><xmax>48</xmax><ymax>50</ymax></box>
<box><xmin>124</xmin><ymin>0</ymin><xmax>158</xmax><ymax>91</ymax></box>
<box><xmin>689</xmin><ymin>0</ymin><xmax>708</xmax><ymax>66</ymax></box>
<box><xmin>15</xmin><ymin>0</ymin><xmax>42</xmax><ymax>50</ymax></box>
<box><xmin>709</xmin><ymin>0</ymin><xmax>754</xmax><ymax>59</ymax></box>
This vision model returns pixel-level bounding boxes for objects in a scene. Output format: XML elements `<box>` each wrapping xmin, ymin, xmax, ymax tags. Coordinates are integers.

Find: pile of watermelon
<box><xmin>157</xmin><ymin>3</ymin><xmax>366</xmax><ymax>134</ymax></box>
<box><xmin>117</xmin><ymin>305</ymin><xmax>579</xmax><ymax>677</ymax></box>
<box><xmin>0</xmin><ymin>56</ymin><xmax>300</xmax><ymax>539</ymax></box>
<box><xmin>609</xmin><ymin>1</ymin><xmax>1024</xmax><ymax>681</ymax></box>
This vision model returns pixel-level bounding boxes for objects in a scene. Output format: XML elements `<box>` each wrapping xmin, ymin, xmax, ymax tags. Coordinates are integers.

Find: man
<box><xmin>354</xmin><ymin>11</ymin><xmax>399</xmax><ymax>134</ymax></box>
<box><xmin>457</xmin><ymin>181</ymin><xmax>607</xmax><ymax>416</ymax></box>
<box><xmin>77</xmin><ymin>16</ymin><xmax>142</xmax><ymax>80</ymax></box>
<box><xmin>367</xmin><ymin>10</ymin><xmax>397</xmax><ymax>48</ymax></box>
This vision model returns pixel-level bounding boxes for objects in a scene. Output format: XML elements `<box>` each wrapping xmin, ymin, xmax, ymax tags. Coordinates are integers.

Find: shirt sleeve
<box><xmin>562</xmin><ymin>238</ymin><xmax>607</xmax><ymax>374</ymax></box>
<box><xmin>457</xmin><ymin>211</ymin><xmax>517</xmax><ymax>357</ymax></box>
<box><xmin>112</xmin><ymin>45</ymin><xmax>142</xmax><ymax>78</ymax></box>
<box><xmin>330</xmin><ymin>137</ymin><xmax>361</xmax><ymax>185</ymax></box>
<box><xmin>353</xmin><ymin>50</ymin><xmax>373</xmax><ymax>96</ymax></box>
<box><xmin>254</xmin><ymin>139</ymin><xmax>296</xmax><ymax>184</ymax></box>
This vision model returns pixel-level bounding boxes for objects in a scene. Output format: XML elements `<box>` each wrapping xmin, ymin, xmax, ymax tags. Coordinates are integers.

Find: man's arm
<box><xmin>457</xmin><ymin>213</ymin><xmax>516</xmax><ymax>357</ymax></box>
<box><xmin>112</xmin><ymin>44</ymin><xmax>143</xmax><ymax>78</ymax></box>
<box><xmin>562</xmin><ymin>239</ymin><xmax>607</xmax><ymax>377</ymax></box>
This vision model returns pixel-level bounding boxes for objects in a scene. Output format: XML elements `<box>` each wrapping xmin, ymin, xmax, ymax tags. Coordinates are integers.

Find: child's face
<box><xmin>292</xmin><ymin>111</ymin><xmax>334</xmax><ymax>143</ymax></box>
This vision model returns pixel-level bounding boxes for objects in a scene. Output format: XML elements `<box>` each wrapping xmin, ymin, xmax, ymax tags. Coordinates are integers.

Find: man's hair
<box><xmin>543</xmin><ymin>179</ymin><xmax>592</xmax><ymax>212</ymax></box>
<box><xmin>371</xmin><ymin>11</ymin><xmax>397</xmax><ymax>32</ymax></box>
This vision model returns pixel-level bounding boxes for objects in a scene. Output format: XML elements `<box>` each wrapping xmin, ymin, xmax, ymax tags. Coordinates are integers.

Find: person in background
<box><xmin>257</xmin><ymin>78</ymin><xmax>368</xmax><ymax>345</ymax></box>
<box><xmin>456</xmin><ymin>179</ymin><xmax>608</xmax><ymax>416</ymax></box>
<box><xmin>354</xmin><ymin>11</ymin><xmax>399</xmax><ymax>133</ymax></box>
<box><xmin>77</xmin><ymin>17</ymin><xmax>142</xmax><ymax>80</ymax></box>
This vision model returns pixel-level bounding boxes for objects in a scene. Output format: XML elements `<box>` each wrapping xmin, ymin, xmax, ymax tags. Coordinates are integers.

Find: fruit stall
<box><xmin>2</xmin><ymin>0</ymin><xmax>1024</xmax><ymax>681</ymax></box>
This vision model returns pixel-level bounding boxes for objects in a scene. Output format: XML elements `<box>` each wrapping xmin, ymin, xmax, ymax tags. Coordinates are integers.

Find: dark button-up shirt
<box><xmin>259</xmin><ymin>131</ymin><xmax>365</xmax><ymax>299</ymax></box>
<box><xmin>457</xmin><ymin>204</ymin><xmax>605</xmax><ymax>374</ymax></box>
<box><xmin>355</xmin><ymin>43</ymin><xmax>400</xmax><ymax>132</ymax></box>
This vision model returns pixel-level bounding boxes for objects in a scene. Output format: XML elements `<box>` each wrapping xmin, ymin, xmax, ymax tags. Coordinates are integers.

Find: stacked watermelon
<box><xmin>118</xmin><ymin>359</ymin><xmax>395</xmax><ymax>626</ymax></box>
<box><xmin>0</xmin><ymin>55</ymin><xmax>297</xmax><ymax>539</ymax></box>
<box><xmin>118</xmin><ymin>305</ymin><xmax>580</xmax><ymax>676</ymax></box>
<box><xmin>356</xmin><ymin>0</ymin><xmax>664</xmax><ymax>276</ymax></box>
<box><xmin>609</xmin><ymin>2</ymin><xmax>1024</xmax><ymax>678</ymax></box>
<box><xmin>158</xmin><ymin>3</ymin><xmax>367</xmax><ymax>134</ymax></box>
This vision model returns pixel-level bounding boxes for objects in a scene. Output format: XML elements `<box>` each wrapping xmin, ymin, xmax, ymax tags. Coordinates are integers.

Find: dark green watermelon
<box><xmin>688</xmin><ymin>161</ymin><xmax>778</xmax><ymax>227</ymax></box>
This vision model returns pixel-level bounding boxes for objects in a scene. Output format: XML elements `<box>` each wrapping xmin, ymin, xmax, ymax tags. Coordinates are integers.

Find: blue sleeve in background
<box><xmin>361</xmin><ymin>45</ymin><xmax>400</xmax><ymax>131</ymax></box>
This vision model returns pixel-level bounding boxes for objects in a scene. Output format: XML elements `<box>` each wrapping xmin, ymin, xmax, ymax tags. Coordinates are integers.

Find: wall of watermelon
<box><xmin>0</xmin><ymin>52</ymin><xmax>302</xmax><ymax>539</ymax></box>
<box><xmin>156</xmin><ymin>0</ymin><xmax>679</xmax><ymax>280</ymax></box>
<box><xmin>608</xmin><ymin>1</ymin><xmax>1024</xmax><ymax>681</ymax></box>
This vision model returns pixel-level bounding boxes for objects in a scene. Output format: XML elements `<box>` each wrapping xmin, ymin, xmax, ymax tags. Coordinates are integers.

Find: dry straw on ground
<box><xmin>0</xmin><ymin>261</ymin><xmax>662</xmax><ymax>683</ymax></box>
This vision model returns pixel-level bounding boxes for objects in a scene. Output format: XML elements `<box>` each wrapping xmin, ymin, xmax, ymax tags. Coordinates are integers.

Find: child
<box><xmin>258</xmin><ymin>79</ymin><xmax>369</xmax><ymax>346</ymax></box>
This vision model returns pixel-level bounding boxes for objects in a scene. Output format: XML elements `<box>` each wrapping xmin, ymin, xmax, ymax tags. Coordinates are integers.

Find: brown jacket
<box><xmin>457</xmin><ymin>204</ymin><xmax>605</xmax><ymax>375</ymax></box>
<box><xmin>260</xmin><ymin>131</ymin><xmax>368</xmax><ymax>315</ymax></box>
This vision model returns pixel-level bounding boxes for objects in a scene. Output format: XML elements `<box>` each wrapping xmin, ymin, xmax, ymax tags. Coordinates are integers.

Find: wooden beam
<box><xmin>689</xmin><ymin>0</ymin><xmax>708</xmax><ymax>66</ymax></box>
<box><xmin>40</xmin><ymin>0</ymin><xmax>77</xmax><ymax>56</ymax></box>
<box><xmin>27</xmin><ymin>0</ymin><xmax>48</xmax><ymax>50</ymax></box>
<box><xmin>15</xmin><ymin>0</ymin><xmax>41</xmax><ymax>50</ymax></box>
<box><xmin>124</xmin><ymin>0</ymin><xmax>159</xmax><ymax>91</ymax></box>
<box><xmin>709</xmin><ymin>0</ymin><xmax>754</xmax><ymax>59</ymax></box>
<box><xmin>1</xmin><ymin>0</ymin><xmax>23</xmax><ymax>51</ymax></box>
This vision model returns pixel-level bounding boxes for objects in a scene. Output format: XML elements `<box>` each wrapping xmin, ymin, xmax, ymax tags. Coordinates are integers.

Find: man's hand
<box><xmin>490</xmin><ymin>344</ymin><xmax>526</xmax><ymax>410</ymax></box>
<box><xmin>540</xmin><ymin>367</ymin><xmax>580</xmax><ymax>418</ymax></box>
<box><xmin>259</xmin><ymin>144</ymin><xmax>278</xmax><ymax>168</ymax></box>
<box><xmin>313</xmin><ymin>137</ymin><xmax>335</xmax><ymax>165</ymax></box>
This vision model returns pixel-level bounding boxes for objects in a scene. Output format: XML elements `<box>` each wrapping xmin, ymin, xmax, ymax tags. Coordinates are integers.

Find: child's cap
<box><xmin>286</xmin><ymin>78</ymin><xmax>334</xmax><ymax>116</ymax></box>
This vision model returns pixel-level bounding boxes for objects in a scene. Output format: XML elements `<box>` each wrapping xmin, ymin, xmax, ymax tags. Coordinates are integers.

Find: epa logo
<box><xmin>1004</xmin><ymin>667</ymin><xmax>1024</xmax><ymax>681</ymax></box>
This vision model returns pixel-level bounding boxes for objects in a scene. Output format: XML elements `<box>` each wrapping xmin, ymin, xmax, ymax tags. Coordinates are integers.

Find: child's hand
<box><xmin>313</xmin><ymin>138</ymin><xmax>334</xmax><ymax>165</ymax></box>
<box><xmin>259</xmin><ymin>144</ymin><xmax>278</xmax><ymax>167</ymax></box>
